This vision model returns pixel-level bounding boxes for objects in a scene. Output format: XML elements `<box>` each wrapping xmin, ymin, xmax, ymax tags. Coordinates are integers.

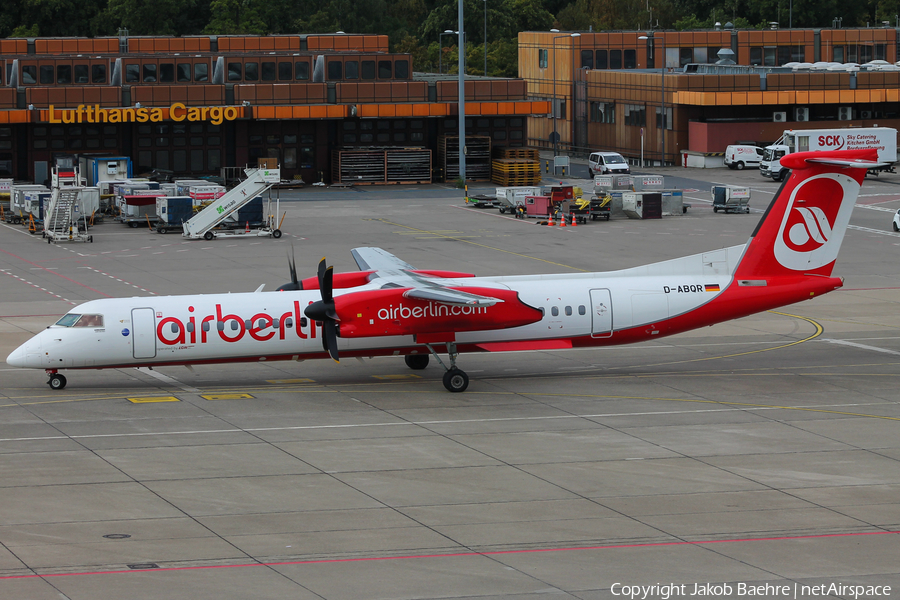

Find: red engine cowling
<box><xmin>334</xmin><ymin>287</ymin><xmax>543</xmax><ymax>338</ymax></box>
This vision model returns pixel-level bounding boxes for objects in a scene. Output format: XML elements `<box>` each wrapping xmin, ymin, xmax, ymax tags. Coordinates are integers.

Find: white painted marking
<box><xmin>821</xmin><ymin>338</ymin><xmax>900</xmax><ymax>357</ymax></box>
<box><xmin>135</xmin><ymin>367</ymin><xmax>201</xmax><ymax>393</ymax></box>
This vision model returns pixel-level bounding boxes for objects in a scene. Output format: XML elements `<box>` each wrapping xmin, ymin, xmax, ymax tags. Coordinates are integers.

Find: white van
<box><xmin>724</xmin><ymin>145</ymin><xmax>763</xmax><ymax>170</ymax></box>
<box><xmin>588</xmin><ymin>151</ymin><xmax>630</xmax><ymax>177</ymax></box>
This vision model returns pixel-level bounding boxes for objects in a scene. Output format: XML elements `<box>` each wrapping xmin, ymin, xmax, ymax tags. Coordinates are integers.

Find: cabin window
<box><xmin>217</xmin><ymin>321</ymin><xmax>225</xmax><ymax>331</ymax></box>
<box><xmin>565</xmin><ymin>306</ymin><xmax>573</xmax><ymax>316</ymax></box>
<box><xmin>170</xmin><ymin>323</ymin><xmax>179</xmax><ymax>334</ymax></box>
<box><xmin>272</xmin><ymin>318</ymin><xmax>280</xmax><ymax>328</ymax></box>
<box><xmin>202</xmin><ymin>322</ymin><xmax>210</xmax><ymax>332</ymax></box>
<box><xmin>231</xmin><ymin>320</ymin><xmax>239</xmax><ymax>330</ymax></box>
<box><xmin>284</xmin><ymin>317</ymin><xmax>293</xmax><ymax>328</ymax></box>
<box><xmin>186</xmin><ymin>323</ymin><xmax>194</xmax><ymax>333</ymax></box>
<box><xmin>578</xmin><ymin>305</ymin><xmax>586</xmax><ymax>315</ymax></box>
<box><xmin>551</xmin><ymin>306</ymin><xmax>559</xmax><ymax>317</ymax></box>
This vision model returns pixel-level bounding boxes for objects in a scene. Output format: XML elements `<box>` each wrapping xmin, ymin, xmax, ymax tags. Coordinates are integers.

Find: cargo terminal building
<box><xmin>519</xmin><ymin>26</ymin><xmax>900</xmax><ymax>165</ymax></box>
<box><xmin>0</xmin><ymin>34</ymin><xmax>548</xmax><ymax>184</ymax></box>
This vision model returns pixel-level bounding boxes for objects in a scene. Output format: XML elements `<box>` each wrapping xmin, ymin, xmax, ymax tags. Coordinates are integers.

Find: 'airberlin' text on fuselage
<box><xmin>156</xmin><ymin>302</ymin><xmax>316</xmax><ymax>346</ymax></box>
<box><xmin>377</xmin><ymin>303</ymin><xmax>489</xmax><ymax>320</ymax></box>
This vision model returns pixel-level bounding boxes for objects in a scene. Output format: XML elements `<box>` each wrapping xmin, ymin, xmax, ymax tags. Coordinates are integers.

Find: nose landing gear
<box><xmin>46</xmin><ymin>370</ymin><xmax>67</xmax><ymax>390</ymax></box>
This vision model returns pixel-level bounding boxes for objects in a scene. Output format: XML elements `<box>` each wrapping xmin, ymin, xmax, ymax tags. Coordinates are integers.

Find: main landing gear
<box><xmin>46</xmin><ymin>370</ymin><xmax>67</xmax><ymax>390</ymax></box>
<box><xmin>416</xmin><ymin>342</ymin><xmax>469</xmax><ymax>393</ymax></box>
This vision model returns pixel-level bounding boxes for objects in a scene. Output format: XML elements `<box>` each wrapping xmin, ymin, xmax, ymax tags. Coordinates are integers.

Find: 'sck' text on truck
<box><xmin>760</xmin><ymin>127</ymin><xmax>898</xmax><ymax>181</ymax></box>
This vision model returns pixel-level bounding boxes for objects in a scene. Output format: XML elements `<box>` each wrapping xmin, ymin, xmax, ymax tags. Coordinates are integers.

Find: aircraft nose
<box><xmin>6</xmin><ymin>338</ymin><xmax>40</xmax><ymax>368</ymax></box>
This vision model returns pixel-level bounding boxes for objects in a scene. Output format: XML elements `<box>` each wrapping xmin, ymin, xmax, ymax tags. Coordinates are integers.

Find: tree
<box><xmin>205</xmin><ymin>0</ymin><xmax>268</xmax><ymax>35</ymax></box>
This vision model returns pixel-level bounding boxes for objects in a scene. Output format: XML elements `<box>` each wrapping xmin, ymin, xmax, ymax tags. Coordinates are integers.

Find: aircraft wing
<box><xmin>351</xmin><ymin>247</ymin><xmax>416</xmax><ymax>272</ymax></box>
<box><xmin>351</xmin><ymin>247</ymin><xmax>502</xmax><ymax>307</ymax></box>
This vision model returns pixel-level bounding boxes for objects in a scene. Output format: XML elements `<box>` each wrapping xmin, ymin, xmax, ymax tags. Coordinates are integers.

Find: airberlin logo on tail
<box><xmin>773</xmin><ymin>173</ymin><xmax>858</xmax><ymax>271</ymax></box>
<box><xmin>784</xmin><ymin>205</ymin><xmax>833</xmax><ymax>252</ymax></box>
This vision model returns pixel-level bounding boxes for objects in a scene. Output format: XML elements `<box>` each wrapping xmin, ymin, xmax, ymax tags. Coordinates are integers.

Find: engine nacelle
<box><xmin>335</xmin><ymin>287</ymin><xmax>542</xmax><ymax>338</ymax></box>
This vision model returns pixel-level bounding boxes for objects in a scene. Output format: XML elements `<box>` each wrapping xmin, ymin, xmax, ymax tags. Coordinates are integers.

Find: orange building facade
<box><xmin>1</xmin><ymin>34</ymin><xmax>547</xmax><ymax>183</ymax></box>
<box><xmin>520</xmin><ymin>27</ymin><xmax>900</xmax><ymax>165</ymax></box>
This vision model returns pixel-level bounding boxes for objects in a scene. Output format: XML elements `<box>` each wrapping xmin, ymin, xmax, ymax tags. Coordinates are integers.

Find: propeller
<box><xmin>303</xmin><ymin>257</ymin><xmax>340</xmax><ymax>362</ymax></box>
<box><xmin>276</xmin><ymin>244</ymin><xmax>301</xmax><ymax>291</ymax></box>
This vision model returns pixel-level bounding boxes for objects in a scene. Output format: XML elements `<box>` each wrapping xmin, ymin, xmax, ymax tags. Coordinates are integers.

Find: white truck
<box><xmin>760</xmin><ymin>127</ymin><xmax>898</xmax><ymax>181</ymax></box>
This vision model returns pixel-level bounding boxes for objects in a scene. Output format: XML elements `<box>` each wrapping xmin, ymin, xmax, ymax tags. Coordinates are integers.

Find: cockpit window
<box><xmin>56</xmin><ymin>313</ymin><xmax>104</xmax><ymax>327</ymax></box>
<box><xmin>75</xmin><ymin>314</ymin><xmax>104</xmax><ymax>327</ymax></box>
<box><xmin>55</xmin><ymin>314</ymin><xmax>81</xmax><ymax>327</ymax></box>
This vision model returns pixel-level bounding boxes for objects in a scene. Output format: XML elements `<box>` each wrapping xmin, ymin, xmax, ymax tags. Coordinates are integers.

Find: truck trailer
<box><xmin>760</xmin><ymin>127</ymin><xmax>898</xmax><ymax>181</ymax></box>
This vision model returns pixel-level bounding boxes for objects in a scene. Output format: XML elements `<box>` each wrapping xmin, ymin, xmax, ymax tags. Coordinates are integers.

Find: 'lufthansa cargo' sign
<box><xmin>44</xmin><ymin>103</ymin><xmax>244</xmax><ymax>125</ymax></box>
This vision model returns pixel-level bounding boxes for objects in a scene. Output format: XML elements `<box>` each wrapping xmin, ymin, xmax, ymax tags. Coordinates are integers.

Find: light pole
<box><xmin>439</xmin><ymin>30</ymin><xmax>457</xmax><ymax>74</ymax></box>
<box><xmin>483</xmin><ymin>0</ymin><xmax>488</xmax><ymax>76</ymax></box>
<box><xmin>639</xmin><ymin>34</ymin><xmax>666</xmax><ymax>166</ymax></box>
<box><xmin>457</xmin><ymin>0</ymin><xmax>466</xmax><ymax>182</ymax></box>
<box><xmin>552</xmin><ymin>32</ymin><xmax>580</xmax><ymax>157</ymax></box>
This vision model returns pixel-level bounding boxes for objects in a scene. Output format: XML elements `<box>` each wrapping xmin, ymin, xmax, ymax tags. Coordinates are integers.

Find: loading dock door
<box><xmin>590</xmin><ymin>289</ymin><xmax>613</xmax><ymax>338</ymax></box>
<box><xmin>131</xmin><ymin>308</ymin><xmax>157</xmax><ymax>359</ymax></box>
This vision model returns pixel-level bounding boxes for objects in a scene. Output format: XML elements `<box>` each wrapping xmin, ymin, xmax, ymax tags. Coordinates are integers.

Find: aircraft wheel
<box><xmin>204</xmin><ymin>231</ymin><xmax>214</xmax><ymax>241</ymax></box>
<box><xmin>48</xmin><ymin>373</ymin><xmax>67</xmax><ymax>390</ymax></box>
<box><xmin>736</xmin><ymin>161</ymin><xmax>745</xmax><ymax>170</ymax></box>
<box><xmin>404</xmin><ymin>354</ymin><xmax>429</xmax><ymax>370</ymax></box>
<box><xmin>272</xmin><ymin>229</ymin><xmax>283</xmax><ymax>239</ymax></box>
<box><xmin>442</xmin><ymin>368</ymin><xmax>469</xmax><ymax>393</ymax></box>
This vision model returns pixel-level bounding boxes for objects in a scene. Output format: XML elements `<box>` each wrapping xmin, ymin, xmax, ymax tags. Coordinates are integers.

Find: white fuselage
<box><xmin>8</xmin><ymin>245</ymin><xmax>744</xmax><ymax>370</ymax></box>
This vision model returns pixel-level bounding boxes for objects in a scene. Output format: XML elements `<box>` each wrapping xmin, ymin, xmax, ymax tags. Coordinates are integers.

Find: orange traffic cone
<box><xmin>245</xmin><ymin>221</ymin><xmax>250</xmax><ymax>233</ymax></box>
<box><xmin>571</xmin><ymin>214</ymin><xmax>577</xmax><ymax>227</ymax></box>
<box><xmin>547</xmin><ymin>212</ymin><xmax>554</xmax><ymax>226</ymax></box>
<box><xmin>559</xmin><ymin>213</ymin><xmax>567</xmax><ymax>227</ymax></box>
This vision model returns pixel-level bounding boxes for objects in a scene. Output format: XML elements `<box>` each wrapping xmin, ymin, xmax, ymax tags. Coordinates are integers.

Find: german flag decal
<box><xmin>705</xmin><ymin>284</ymin><xmax>721</xmax><ymax>292</ymax></box>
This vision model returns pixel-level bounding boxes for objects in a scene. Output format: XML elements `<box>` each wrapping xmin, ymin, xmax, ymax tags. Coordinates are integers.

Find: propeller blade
<box><xmin>277</xmin><ymin>244</ymin><xmax>302</xmax><ymax>291</ymax></box>
<box><xmin>323</xmin><ymin>321</ymin><xmax>340</xmax><ymax>362</ymax></box>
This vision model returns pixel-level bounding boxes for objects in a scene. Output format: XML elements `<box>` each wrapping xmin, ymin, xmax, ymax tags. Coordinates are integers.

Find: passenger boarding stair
<box><xmin>182</xmin><ymin>166</ymin><xmax>280</xmax><ymax>240</ymax></box>
<box><xmin>43</xmin><ymin>187</ymin><xmax>91</xmax><ymax>243</ymax></box>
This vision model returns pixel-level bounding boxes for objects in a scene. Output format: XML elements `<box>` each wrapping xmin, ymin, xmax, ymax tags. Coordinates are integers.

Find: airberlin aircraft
<box><xmin>6</xmin><ymin>149</ymin><xmax>880</xmax><ymax>392</ymax></box>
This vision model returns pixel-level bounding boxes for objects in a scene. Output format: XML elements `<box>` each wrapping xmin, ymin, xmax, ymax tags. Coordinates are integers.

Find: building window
<box><xmin>245</xmin><ymin>62</ymin><xmax>258</xmax><ymax>81</ymax></box>
<box><xmin>609</xmin><ymin>49</ymin><xmax>622</xmax><ymax>69</ymax></box>
<box><xmin>378</xmin><ymin>60</ymin><xmax>392</xmax><ymax>78</ymax></box>
<box><xmin>328</xmin><ymin>60</ymin><xmax>342</xmax><ymax>80</ymax></box>
<box><xmin>395</xmin><ymin>60</ymin><xmax>409</xmax><ymax>78</ymax></box>
<box><xmin>278</xmin><ymin>61</ymin><xmax>292</xmax><ymax>80</ymax></box>
<box><xmin>295</xmin><ymin>61</ymin><xmax>309</xmax><ymax>80</ymax></box>
<box><xmin>74</xmin><ymin>65</ymin><xmax>89</xmax><ymax>83</ymax></box>
<box><xmin>261</xmin><ymin>61</ymin><xmax>276</xmax><ymax>81</ymax></box>
<box><xmin>125</xmin><ymin>64</ymin><xmax>139</xmax><ymax>83</ymax></box>
<box><xmin>624</xmin><ymin>104</ymin><xmax>645</xmax><ymax>127</ymax></box>
<box><xmin>624</xmin><ymin>49</ymin><xmax>636</xmax><ymax>69</ymax></box>
<box><xmin>539</xmin><ymin>48</ymin><xmax>548</xmax><ymax>68</ymax></box>
<box><xmin>590</xmin><ymin>101</ymin><xmax>615</xmax><ymax>124</ymax></box>
<box><xmin>56</xmin><ymin>65</ymin><xmax>72</xmax><ymax>84</ymax></box>
<box><xmin>228</xmin><ymin>62</ymin><xmax>242</xmax><ymax>81</ymax></box>
<box><xmin>143</xmin><ymin>64</ymin><xmax>157</xmax><ymax>82</ymax></box>
<box><xmin>177</xmin><ymin>63</ymin><xmax>191</xmax><ymax>82</ymax></box>
<box><xmin>595</xmin><ymin>50</ymin><xmax>607</xmax><ymax>69</ymax></box>
<box><xmin>750</xmin><ymin>47</ymin><xmax>763</xmax><ymax>65</ymax></box>
<box><xmin>345</xmin><ymin>61</ymin><xmax>358</xmax><ymax>79</ymax></box>
<box><xmin>656</xmin><ymin>106</ymin><xmax>672</xmax><ymax>130</ymax></box>
<box><xmin>22</xmin><ymin>65</ymin><xmax>36</xmax><ymax>84</ymax></box>
<box><xmin>581</xmin><ymin>50</ymin><xmax>594</xmax><ymax>69</ymax></box>
<box><xmin>194</xmin><ymin>63</ymin><xmax>208</xmax><ymax>82</ymax></box>
<box><xmin>361</xmin><ymin>60</ymin><xmax>376</xmax><ymax>79</ymax></box>
<box><xmin>832</xmin><ymin>46</ymin><xmax>844</xmax><ymax>63</ymax></box>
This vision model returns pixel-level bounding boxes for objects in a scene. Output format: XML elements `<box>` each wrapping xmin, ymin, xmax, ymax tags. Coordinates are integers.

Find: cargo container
<box><xmin>80</xmin><ymin>156</ymin><xmax>133</xmax><ymax>187</ymax></box>
<box><xmin>156</xmin><ymin>196</ymin><xmax>194</xmax><ymax>233</ymax></box>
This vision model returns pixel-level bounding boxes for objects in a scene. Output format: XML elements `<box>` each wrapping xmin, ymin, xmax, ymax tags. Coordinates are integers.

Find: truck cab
<box><xmin>760</xmin><ymin>145</ymin><xmax>789</xmax><ymax>181</ymax></box>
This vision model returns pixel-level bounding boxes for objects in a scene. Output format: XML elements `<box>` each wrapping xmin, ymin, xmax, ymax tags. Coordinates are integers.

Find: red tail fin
<box><xmin>734</xmin><ymin>149</ymin><xmax>880</xmax><ymax>280</ymax></box>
